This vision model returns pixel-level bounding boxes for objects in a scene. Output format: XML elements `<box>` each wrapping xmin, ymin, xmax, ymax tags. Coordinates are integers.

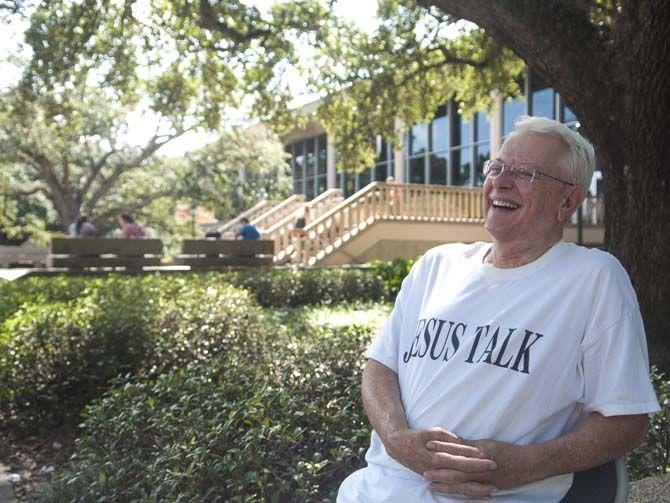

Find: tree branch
<box><xmin>85</xmin><ymin>129</ymin><xmax>188</xmax><ymax>210</ymax></box>
<box><xmin>80</xmin><ymin>147</ymin><xmax>118</xmax><ymax>199</ymax></box>
<box><xmin>197</xmin><ymin>0</ymin><xmax>273</xmax><ymax>45</ymax></box>
<box><xmin>1</xmin><ymin>184</ymin><xmax>46</xmax><ymax>197</ymax></box>
<box><xmin>93</xmin><ymin>190</ymin><xmax>173</xmax><ymax>225</ymax></box>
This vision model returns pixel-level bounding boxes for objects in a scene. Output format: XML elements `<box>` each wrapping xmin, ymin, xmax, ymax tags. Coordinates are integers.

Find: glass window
<box><xmin>374</xmin><ymin>162</ymin><xmax>389</xmax><ymax>181</ymax></box>
<box><xmin>409</xmin><ymin>157</ymin><xmax>425</xmax><ymax>184</ymax></box>
<box><xmin>410</xmin><ymin>124</ymin><xmax>429</xmax><ymax>155</ymax></box>
<box><xmin>503</xmin><ymin>97</ymin><xmax>525</xmax><ymax>136</ymax></box>
<box><xmin>476</xmin><ymin>112</ymin><xmax>490</xmax><ymax>142</ymax></box>
<box><xmin>316</xmin><ymin>176</ymin><xmax>327</xmax><ymax>195</ymax></box>
<box><xmin>376</xmin><ymin>136</ymin><xmax>389</xmax><ymax>163</ymax></box>
<box><xmin>306</xmin><ymin>177</ymin><xmax>315</xmax><ymax>200</ymax></box>
<box><xmin>305</xmin><ymin>138</ymin><xmax>316</xmax><ymax>177</ymax></box>
<box><xmin>458</xmin><ymin>117</ymin><xmax>473</xmax><ymax>147</ymax></box>
<box><xmin>474</xmin><ymin>143</ymin><xmax>490</xmax><ymax>187</ymax></box>
<box><xmin>452</xmin><ymin>148</ymin><xmax>472</xmax><ymax>186</ymax></box>
<box><xmin>358</xmin><ymin>168</ymin><xmax>372</xmax><ymax>189</ymax></box>
<box><xmin>344</xmin><ymin>171</ymin><xmax>356</xmax><ymax>197</ymax></box>
<box><xmin>430</xmin><ymin>152</ymin><xmax>448</xmax><ymax>186</ymax></box>
<box><xmin>294</xmin><ymin>141</ymin><xmax>304</xmax><ymax>180</ymax></box>
<box><xmin>431</xmin><ymin>105</ymin><xmax>449</xmax><ymax>152</ymax></box>
<box><xmin>317</xmin><ymin>134</ymin><xmax>327</xmax><ymax>176</ymax></box>
<box><xmin>530</xmin><ymin>73</ymin><xmax>555</xmax><ymax>119</ymax></box>
<box><xmin>562</xmin><ymin>104</ymin><xmax>577</xmax><ymax>123</ymax></box>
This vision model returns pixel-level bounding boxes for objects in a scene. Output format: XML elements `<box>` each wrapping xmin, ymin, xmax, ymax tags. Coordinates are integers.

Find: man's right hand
<box><xmin>383</xmin><ymin>427</ymin><xmax>499</xmax><ymax>498</ymax></box>
<box><xmin>385</xmin><ymin>427</ymin><xmax>493</xmax><ymax>474</ymax></box>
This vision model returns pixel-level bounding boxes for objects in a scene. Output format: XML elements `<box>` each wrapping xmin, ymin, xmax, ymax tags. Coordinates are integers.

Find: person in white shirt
<box><xmin>337</xmin><ymin>116</ymin><xmax>659</xmax><ymax>503</ymax></box>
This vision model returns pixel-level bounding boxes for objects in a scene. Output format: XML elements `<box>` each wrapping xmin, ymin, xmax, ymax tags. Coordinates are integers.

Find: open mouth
<box><xmin>491</xmin><ymin>199</ymin><xmax>520</xmax><ymax>211</ymax></box>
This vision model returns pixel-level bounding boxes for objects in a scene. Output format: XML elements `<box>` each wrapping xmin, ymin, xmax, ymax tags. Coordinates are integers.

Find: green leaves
<box><xmin>308</xmin><ymin>0</ymin><xmax>525</xmax><ymax>172</ymax></box>
<box><xmin>40</xmin><ymin>313</ymin><xmax>376</xmax><ymax>501</ymax></box>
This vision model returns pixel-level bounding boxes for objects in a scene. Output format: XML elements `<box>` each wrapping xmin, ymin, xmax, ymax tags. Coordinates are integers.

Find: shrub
<box><xmin>0</xmin><ymin>276</ymin><xmax>261</xmax><ymax>432</ymax></box>
<box><xmin>40</xmin><ymin>325</ymin><xmax>373</xmax><ymax>502</ymax></box>
<box><xmin>223</xmin><ymin>268</ymin><xmax>386</xmax><ymax>307</ymax></box>
<box><xmin>627</xmin><ymin>366</ymin><xmax>670</xmax><ymax>479</ymax></box>
<box><xmin>368</xmin><ymin>257</ymin><xmax>416</xmax><ymax>300</ymax></box>
<box><xmin>0</xmin><ymin>275</ymin><xmax>91</xmax><ymax>322</ymax></box>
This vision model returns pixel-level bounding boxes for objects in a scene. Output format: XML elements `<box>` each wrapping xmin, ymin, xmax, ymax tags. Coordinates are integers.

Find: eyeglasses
<box><xmin>482</xmin><ymin>159</ymin><xmax>576</xmax><ymax>186</ymax></box>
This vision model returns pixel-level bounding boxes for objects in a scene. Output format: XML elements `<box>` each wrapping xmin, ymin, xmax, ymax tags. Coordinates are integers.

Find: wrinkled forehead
<box><xmin>499</xmin><ymin>132</ymin><xmax>570</xmax><ymax>170</ymax></box>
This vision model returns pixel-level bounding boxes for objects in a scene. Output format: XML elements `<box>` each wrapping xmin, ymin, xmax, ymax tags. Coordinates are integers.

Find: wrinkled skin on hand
<box><xmin>385</xmin><ymin>427</ymin><xmax>500</xmax><ymax>499</ymax></box>
<box><xmin>423</xmin><ymin>438</ymin><xmax>536</xmax><ymax>498</ymax></box>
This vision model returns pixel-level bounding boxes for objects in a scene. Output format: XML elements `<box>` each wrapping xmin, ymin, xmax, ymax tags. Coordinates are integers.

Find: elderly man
<box><xmin>337</xmin><ymin>117</ymin><xmax>659</xmax><ymax>502</ymax></box>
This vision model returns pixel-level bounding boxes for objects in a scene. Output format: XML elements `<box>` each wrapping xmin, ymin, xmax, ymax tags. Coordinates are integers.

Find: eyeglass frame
<box><xmin>482</xmin><ymin>159</ymin><xmax>576</xmax><ymax>187</ymax></box>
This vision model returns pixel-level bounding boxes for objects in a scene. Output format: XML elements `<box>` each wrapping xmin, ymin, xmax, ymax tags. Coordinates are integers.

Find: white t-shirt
<box><xmin>338</xmin><ymin>241</ymin><xmax>659</xmax><ymax>503</ymax></box>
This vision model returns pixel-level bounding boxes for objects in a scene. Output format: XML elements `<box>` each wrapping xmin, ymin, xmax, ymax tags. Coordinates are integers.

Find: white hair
<box><xmin>507</xmin><ymin>116</ymin><xmax>595</xmax><ymax>189</ymax></box>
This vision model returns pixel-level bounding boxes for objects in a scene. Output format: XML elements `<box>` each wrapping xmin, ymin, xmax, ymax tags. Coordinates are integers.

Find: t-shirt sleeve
<box><xmin>581</xmin><ymin>307</ymin><xmax>660</xmax><ymax>416</ymax></box>
<box><xmin>365</xmin><ymin>257</ymin><xmax>424</xmax><ymax>373</ymax></box>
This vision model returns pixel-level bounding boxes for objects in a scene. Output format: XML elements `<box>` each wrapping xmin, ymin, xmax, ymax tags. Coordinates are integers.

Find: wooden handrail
<box><xmin>251</xmin><ymin>194</ymin><xmax>305</xmax><ymax>230</ymax></box>
<box><xmin>265</xmin><ymin>188</ymin><xmax>343</xmax><ymax>262</ymax></box>
<box><xmin>295</xmin><ymin>182</ymin><xmax>485</xmax><ymax>265</ymax></box>
<box><xmin>217</xmin><ymin>200</ymin><xmax>278</xmax><ymax>234</ymax></box>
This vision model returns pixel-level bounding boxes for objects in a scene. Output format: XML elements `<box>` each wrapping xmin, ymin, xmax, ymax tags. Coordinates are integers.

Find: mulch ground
<box><xmin>0</xmin><ymin>429</ymin><xmax>77</xmax><ymax>500</ymax></box>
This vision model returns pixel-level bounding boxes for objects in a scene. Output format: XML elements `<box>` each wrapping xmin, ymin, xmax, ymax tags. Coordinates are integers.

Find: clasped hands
<box><xmin>385</xmin><ymin>427</ymin><xmax>536</xmax><ymax>499</ymax></box>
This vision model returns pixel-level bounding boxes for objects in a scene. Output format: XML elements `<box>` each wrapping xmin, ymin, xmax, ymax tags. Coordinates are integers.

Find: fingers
<box><xmin>427</xmin><ymin>440</ymin><xmax>488</xmax><ymax>459</ymax></box>
<box><xmin>428</xmin><ymin>480</ymin><xmax>498</xmax><ymax>499</ymax></box>
<box><xmin>423</xmin><ymin>427</ymin><xmax>462</xmax><ymax>444</ymax></box>
<box><xmin>426</xmin><ymin>441</ymin><xmax>498</xmax><ymax>473</ymax></box>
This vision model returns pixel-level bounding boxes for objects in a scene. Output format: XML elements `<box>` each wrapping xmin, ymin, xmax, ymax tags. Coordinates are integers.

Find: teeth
<box><xmin>492</xmin><ymin>200</ymin><xmax>519</xmax><ymax>209</ymax></box>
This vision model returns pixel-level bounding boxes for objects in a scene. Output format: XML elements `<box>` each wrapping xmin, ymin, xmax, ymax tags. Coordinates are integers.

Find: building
<box><xmin>281</xmin><ymin>70</ymin><xmax>601</xmax><ymax>200</ymax></box>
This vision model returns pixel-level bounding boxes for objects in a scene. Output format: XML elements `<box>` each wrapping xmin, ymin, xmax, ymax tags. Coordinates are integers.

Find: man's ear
<box><xmin>558</xmin><ymin>186</ymin><xmax>587</xmax><ymax>222</ymax></box>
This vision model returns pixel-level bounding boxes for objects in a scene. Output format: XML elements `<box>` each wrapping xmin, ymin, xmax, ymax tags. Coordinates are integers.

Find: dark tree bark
<box><xmin>421</xmin><ymin>0</ymin><xmax>670</xmax><ymax>366</ymax></box>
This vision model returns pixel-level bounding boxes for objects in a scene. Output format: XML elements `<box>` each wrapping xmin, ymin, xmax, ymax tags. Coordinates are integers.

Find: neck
<box><xmin>485</xmin><ymin>237</ymin><xmax>561</xmax><ymax>269</ymax></box>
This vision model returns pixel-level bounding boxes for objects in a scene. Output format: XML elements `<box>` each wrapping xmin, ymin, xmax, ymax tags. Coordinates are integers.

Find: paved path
<box><xmin>0</xmin><ymin>269</ymin><xmax>32</xmax><ymax>282</ymax></box>
<box><xmin>630</xmin><ymin>474</ymin><xmax>670</xmax><ymax>502</ymax></box>
<box><xmin>0</xmin><ymin>464</ymin><xmax>15</xmax><ymax>503</ymax></box>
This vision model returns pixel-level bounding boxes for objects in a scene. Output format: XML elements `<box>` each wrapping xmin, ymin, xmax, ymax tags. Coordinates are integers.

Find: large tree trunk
<box><xmin>426</xmin><ymin>0</ymin><xmax>670</xmax><ymax>368</ymax></box>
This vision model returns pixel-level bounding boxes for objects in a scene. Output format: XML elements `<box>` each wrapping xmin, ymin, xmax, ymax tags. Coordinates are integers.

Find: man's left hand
<box><xmin>423</xmin><ymin>439</ymin><xmax>537</xmax><ymax>494</ymax></box>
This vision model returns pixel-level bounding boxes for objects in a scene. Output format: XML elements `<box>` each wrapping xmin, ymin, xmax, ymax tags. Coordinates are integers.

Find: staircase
<box><xmin>269</xmin><ymin>189</ymin><xmax>343</xmax><ymax>263</ymax></box>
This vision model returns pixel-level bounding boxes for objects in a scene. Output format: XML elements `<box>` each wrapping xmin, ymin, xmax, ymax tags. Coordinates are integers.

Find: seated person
<box><xmin>337</xmin><ymin>116</ymin><xmax>659</xmax><ymax>502</ymax></box>
<box><xmin>68</xmin><ymin>214</ymin><xmax>98</xmax><ymax>237</ymax></box>
<box><xmin>235</xmin><ymin>217</ymin><xmax>260</xmax><ymax>240</ymax></box>
<box><xmin>117</xmin><ymin>214</ymin><xmax>147</xmax><ymax>238</ymax></box>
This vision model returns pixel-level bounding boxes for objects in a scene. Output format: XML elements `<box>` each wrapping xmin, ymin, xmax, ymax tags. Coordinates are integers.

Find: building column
<box><xmin>326</xmin><ymin>134</ymin><xmax>337</xmax><ymax>189</ymax></box>
<box><xmin>489</xmin><ymin>91</ymin><xmax>504</xmax><ymax>159</ymax></box>
<box><xmin>393</xmin><ymin>118</ymin><xmax>405</xmax><ymax>183</ymax></box>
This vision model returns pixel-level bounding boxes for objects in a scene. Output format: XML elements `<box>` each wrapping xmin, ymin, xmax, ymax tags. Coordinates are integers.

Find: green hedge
<box><xmin>0</xmin><ymin>268</ymin><xmax>388</xmax><ymax>323</ymax></box>
<box><xmin>628</xmin><ymin>366</ymin><xmax>670</xmax><ymax>479</ymax></box>
<box><xmin>0</xmin><ymin>276</ymin><xmax>262</xmax><ymax>432</ymax></box>
<box><xmin>0</xmin><ymin>268</ymin><xmax>388</xmax><ymax>432</ymax></box>
<box><xmin>217</xmin><ymin>268</ymin><xmax>386</xmax><ymax>307</ymax></box>
<box><xmin>368</xmin><ymin>258</ymin><xmax>415</xmax><ymax>300</ymax></box>
<box><xmin>40</xmin><ymin>324</ymin><xmax>373</xmax><ymax>502</ymax></box>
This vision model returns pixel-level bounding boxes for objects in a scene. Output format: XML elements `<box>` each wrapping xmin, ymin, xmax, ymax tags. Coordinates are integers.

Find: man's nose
<box><xmin>491</xmin><ymin>169</ymin><xmax>515</xmax><ymax>189</ymax></box>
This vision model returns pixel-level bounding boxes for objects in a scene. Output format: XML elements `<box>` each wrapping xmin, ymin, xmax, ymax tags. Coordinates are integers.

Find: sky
<box><xmin>0</xmin><ymin>0</ymin><xmax>380</xmax><ymax>157</ymax></box>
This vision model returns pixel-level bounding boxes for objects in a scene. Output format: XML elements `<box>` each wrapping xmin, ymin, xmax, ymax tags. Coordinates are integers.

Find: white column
<box><xmin>326</xmin><ymin>134</ymin><xmax>337</xmax><ymax>189</ymax></box>
<box><xmin>489</xmin><ymin>91</ymin><xmax>504</xmax><ymax>159</ymax></box>
<box><xmin>393</xmin><ymin>118</ymin><xmax>405</xmax><ymax>183</ymax></box>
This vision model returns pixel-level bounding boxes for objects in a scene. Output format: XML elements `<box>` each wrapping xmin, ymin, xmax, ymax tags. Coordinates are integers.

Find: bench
<box><xmin>0</xmin><ymin>245</ymin><xmax>48</xmax><ymax>268</ymax></box>
<box><xmin>47</xmin><ymin>238</ymin><xmax>163</xmax><ymax>269</ymax></box>
<box><xmin>175</xmin><ymin>239</ymin><xmax>274</xmax><ymax>267</ymax></box>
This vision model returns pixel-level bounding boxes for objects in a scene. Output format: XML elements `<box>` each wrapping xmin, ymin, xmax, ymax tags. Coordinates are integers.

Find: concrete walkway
<box><xmin>630</xmin><ymin>474</ymin><xmax>670</xmax><ymax>502</ymax></box>
<box><xmin>0</xmin><ymin>269</ymin><xmax>32</xmax><ymax>282</ymax></box>
<box><xmin>0</xmin><ymin>464</ymin><xmax>15</xmax><ymax>503</ymax></box>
